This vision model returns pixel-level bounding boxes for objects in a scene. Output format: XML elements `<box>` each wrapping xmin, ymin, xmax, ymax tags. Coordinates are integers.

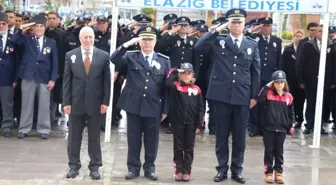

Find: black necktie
<box><xmin>36</xmin><ymin>37</ymin><xmax>40</xmax><ymax>53</ymax></box>
<box><xmin>234</xmin><ymin>39</ymin><xmax>239</xmax><ymax>50</ymax></box>
<box><xmin>0</xmin><ymin>35</ymin><xmax>3</xmax><ymax>55</ymax></box>
<box><xmin>145</xmin><ymin>56</ymin><xmax>151</xmax><ymax>68</ymax></box>
<box><xmin>265</xmin><ymin>37</ymin><xmax>268</xmax><ymax>43</ymax></box>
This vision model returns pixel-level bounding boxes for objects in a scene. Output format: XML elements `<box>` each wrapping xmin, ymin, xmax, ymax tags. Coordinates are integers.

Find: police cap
<box><xmin>178</xmin><ymin>63</ymin><xmax>194</xmax><ymax>73</ymax></box>
<box><xmin>271</xmin><ymin>70</ymin><xmax>287</xmax><ymax>82</ymax></box>
<box><xmin>30</xmin><ymin>15</ymin><xmax>47</xmax><ymax>26</ymax></box>
<box><xmin>0</xmin><ymin>13</ymin><xmax>8</xmax><ymax>23</ymax></box>
<box><xmin>96</xmin><ymin>15</ymin><xmax>108</xmax><ymax>22</ymax></box>
<box><xmin>225</xmin><ymin>8</ymin><xmax>247</xmax><ymax>23</ymax></box>
<box><xmin>133</xmin><ymin>14</ymin><xmax>152</xmax><ymax>24</ymax></box>
<box><xmin>212</xmin><ymin>17</ymin><xmax>228</xmax><ymax>25</ymax></box>
<box><xmin>328</xmin><ymin>26</ymin><xmax>336</xmax><ymax>34</ymax></box>
<box><xmin>175</xmin><ymin>16</ymin><xmax>191</xmax><ymax>25</ymax></box>
<box><xmin>258</xmin><ymin>17</ymin><xmax>273</xmax><ymax>25</ymax></box>
<box><xmin>163</xmin><ymin>13</ymin><xmax>177</xmax><ymax>23</ymax></box>
<box><xmin>138</xmin><ymin>26</ymin><xmax>158</xmax><ymax>39</ymax></box>
<box><xmin>76</xmin><ymin>16</ymin><xmax>85</xmax><ymax>23</ymax></box>
<box><xmin>197</xmin><ymin>24</ymin><xmax>209</xmax><ymax>32</ymax></box>
<box><xmin>191</xmin><ymin>20</ymin><xmax>205</xmax><ymax>27</ymax></box>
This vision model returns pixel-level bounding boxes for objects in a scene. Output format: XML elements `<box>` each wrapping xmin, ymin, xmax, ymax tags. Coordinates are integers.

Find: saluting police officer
<box><xmin>67</xmin><ymin>17</ymin><xmax>85</xmax><ymax>50</ymax></box>
<box><xmin>195</xmin><ymin>9</ymin><xmax>260</xmax><ymax>184</ymax></box>
<box><xmin>248</xmin><ymin>17</ymin><xmax>282</xmax><ymax>137</ymax></box>
<box><xmin>110</xmin><ymin>26</ymin><xmax>170</xmax><ymax>181</ymax></box>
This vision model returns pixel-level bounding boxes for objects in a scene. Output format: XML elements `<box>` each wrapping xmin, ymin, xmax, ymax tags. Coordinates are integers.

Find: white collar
<box><xmin>81</xmin><ymin>47</ymin><xmax>94</xmax><ymax>54</ymax></box>
<box><xmin>230</xmin><ymin>33</ymin><xmax>243</xmax><ymax>42</ymax></box>
<box><xmin>142</xmin><ymin>51</ymin><xmax>154</xmax><ymax>59</ymax></box>
<box><xmin>35</xmin><ymin>35</ymin><xmax>44</xmax><ymax>40</ymax></box>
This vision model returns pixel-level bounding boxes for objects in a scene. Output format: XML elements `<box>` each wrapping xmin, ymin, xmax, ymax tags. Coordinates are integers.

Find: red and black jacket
<box><xmin>166</xmin><ymin>68</ymin><xmax>204</xmax><ymax>128</ymax></box>
<box><xmin>257</xmin><ymin>86</ymin><xmax>295</xmax><ymax>133</ymax></box>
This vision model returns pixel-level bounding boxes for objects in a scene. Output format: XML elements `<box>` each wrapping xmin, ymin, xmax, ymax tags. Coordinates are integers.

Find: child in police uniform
<box><xmin>166</xmin><ymin>63</ymin><xmax>204</xmax><ymax>182</ymax></box>
<box><xmin>256</xmin><ymin>70</ymin><xmax>295</xmax><ymax>184</ymax></box>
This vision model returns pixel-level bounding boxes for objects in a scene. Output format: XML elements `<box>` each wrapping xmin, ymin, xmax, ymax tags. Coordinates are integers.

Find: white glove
<box><xmin>123</xmin><ymin>37</ymin><xmax>141</xmax><ymax>48</ymax></box>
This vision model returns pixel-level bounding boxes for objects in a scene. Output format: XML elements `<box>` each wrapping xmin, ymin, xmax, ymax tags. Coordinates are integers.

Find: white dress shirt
<box><xmin>230</xmin><ymin>34</ymin><xmax>243</xmax><ymax>48</ymax></box>
<box><xmin>142</xmin><ymin>51</ymin><xmax>154</xmax><ymax>67</ymax></box>
<box><xmin>81</xmin><ymin>47</ymin><xmax>94</xmax><ymax>63</ymax></box>
<box><xmin>1</xmin><ymin>32</ymin><xmax>7</xmax><ymax>51</ymax></box>
<box><xmin>8</xmin><ymin>26</ymin><xmax>14</xmax><ymax>35</ymax></box>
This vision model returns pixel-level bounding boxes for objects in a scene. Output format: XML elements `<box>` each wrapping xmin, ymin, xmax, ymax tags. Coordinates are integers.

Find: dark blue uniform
<box><xmin>195</xmin><ymin>31</ymin><xmax>260</xmax><ymax>176</ymax></box>
<box><xmin>110</xmin><ymin>45</ymin><xmax>170</xmax><ymax>175</ymax></box>
<box><xmin>94</xmin><ymin>31</ymin><xmax>111</xmax><ymax>53</ymax></box>
<box><xmin>248</xmin><ymin>34</ymin><xmax>282</xmax><ymax>135</ymax></box>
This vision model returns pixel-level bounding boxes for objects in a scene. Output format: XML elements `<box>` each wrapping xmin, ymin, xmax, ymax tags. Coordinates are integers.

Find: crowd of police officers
<box><xmin>0</xmin><ymin>9</ymin><xmax>335</xmax><ymax>137</ymax></box>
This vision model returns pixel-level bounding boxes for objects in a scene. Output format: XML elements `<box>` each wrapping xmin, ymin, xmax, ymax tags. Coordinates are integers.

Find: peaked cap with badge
<box><xmin>225</xmin><ymin>8</ymin><xmax>247</xmax><ymax>23</ymax></box>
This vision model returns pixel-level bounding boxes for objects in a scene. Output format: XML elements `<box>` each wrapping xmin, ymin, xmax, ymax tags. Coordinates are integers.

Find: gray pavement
<box><xmin>0</xmin><ymin>113</ymin><xmax>336</xmax><ymax>185</ymax></box>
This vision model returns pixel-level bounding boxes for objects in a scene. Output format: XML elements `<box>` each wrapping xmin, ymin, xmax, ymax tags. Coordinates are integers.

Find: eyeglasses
<box><xmin>0</xmin><ymin>22</ymin><xmax>7</xmax><ymax>26</ymax></box>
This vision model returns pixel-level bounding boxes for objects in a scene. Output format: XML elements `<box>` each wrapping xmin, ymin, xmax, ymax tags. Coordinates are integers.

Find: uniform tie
<box><xmin>234</xmin><ymin>38</ymin><xmax>239</xmax><ymax>50</ymax></box>
<box><xmin>84</xmin><ymin>51</ymin><xmax>91</xmax><ymax>74</ymax></box>
<box><xmin>35</xmin><ymin>37</ymin><xmax>41</xmax><ymax>53</ymax></box>
<box><xmin>265</xmin><ymin>36</ymin><xmax>269</xmax><ymax>44</ymax></box>
<box><xmin>145</xmin><ymin>56</ymin><xmax>152</xmax><ymax>68</ymax></box>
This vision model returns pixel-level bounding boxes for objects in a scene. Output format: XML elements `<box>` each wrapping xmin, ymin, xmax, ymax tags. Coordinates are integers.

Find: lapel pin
<box><xmin>219</xmin><ymin>40</ymin><xmax>225</xmax><ymax>49</ymax></box>
<box><xmin>71</xmin><ymin>55</ymin><xmax>76</xmax><ymax>63</ymax></box>
<box><xmin>273</xmin><ymin>42</ymin><xmax>277</xmax><ymax>48</ymax></box>
<box><xmin>177</xmin><ymin>40</ymin><xmax>181</xmax><ymax>47</ymax></box>
<box><xmin>247</xmin><ymin>48</ymin><xmax>252</xmax><ymax>55</ymax></box>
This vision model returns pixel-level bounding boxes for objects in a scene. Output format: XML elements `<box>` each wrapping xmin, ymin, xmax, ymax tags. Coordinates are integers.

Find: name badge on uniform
<box><xmin>255</xmin><ymin>37</ymin><xmax>260</xmax><ymax>42</ymax></box>
<box><xmin>247</xmin><ymin>48</ymin><xmax>252</xmax><ymax>55</ymax></box>
<box><xmin>71</xmin><ymin>55</ymin><xmax>76</xmax><ymax>63</ymax></box>
<box><xmin>177</xmin><ymin>40</ymin><xmax>181</xmax><ymax>47</ymax></box>
<box><xmin>291</xmin><ymin>54</ymin><xmax>296</xmax><ymax>59</ymax></box>
<box><xmin>219</xmin><ymin>40</ymin><xmax>225</xmax><ymax>49</ymax></box>
<box><xmin>273</xmin><ymin>42</ymin><xmax>277</xmax><ymax>48</ymax></box>
<box><xmin>190</xmin><ymin>40</ymin><xmax>193</xmax><ymax>46</ymax></box>
<box><xmin>328</xmin><ymin>48</ymin><xmax>331</xmax><ymax>53</ymax></box>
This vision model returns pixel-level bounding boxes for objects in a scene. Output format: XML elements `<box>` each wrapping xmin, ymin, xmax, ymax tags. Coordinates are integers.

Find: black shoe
<box><xmin>303</xmin><ymin>128</ymin><xmax>312</xmax><ymax>134</ymax></box>
<box><xmin>214</xmin><ymin>173</ymin><xmax>227</xmax><ymax>182</ymax></box>
<box><xmin>321</xmin><ymin>128</ymin><xmax>328</xmax><ymax>135</ymax></box>
<box><xmin>125</xmin><ymin>172</ymin><xmax>139</xmax><ymax>180</ymax></box>
<box><xmin>3</xmin><ymin>132</ymin><xmax>12</xmax><ymax>138</ymax></box>
<box><xmin>40</xmin><ymin>134</ymin><xmax>49</xmax><ymax>139</ymax></box>
<box><xmin>17</xmin><ymin>133</ymin><xmax>28</xmax><ymax>139</ymax></box>
<box><xmin>66</xmin><ymin>168</ymin><xmax>79</xmax><ymax>178</ymax></box>
<box><xmin>231</xmin><ymin>174</ymin><xmax>246</xmax><ymax>184</ymax></box>
<box><xmin>209</xmin><ymin>131</ymin><xmax>216</xmax><ymax>135</ymax></box>
<box><xmin>90</xmin><ymin>170</ymin><xmax>101</xmax><ymax>180</ymax></box>
<box><xmin>144</xmin><ymin>172</ymin><xmax>158</xmax><ymax>181</ymax></box>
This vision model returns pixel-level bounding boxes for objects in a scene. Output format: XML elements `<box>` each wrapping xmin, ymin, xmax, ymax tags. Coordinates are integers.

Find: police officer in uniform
<box><xmin>66</xmin><ymin>17</ymin><xmax>85</xmax><ymax>50</ymax></box>
<box><xmin>110</xmin><ymin>26</ymin><xmax>170</xmax><ymax>181</ymax></box>
<box><xmin>195</xmin><ymin>9</ymin><xmax>260</xmax><ymax>184</ymax></box>
<box><xmin>248</xmin><ymin>17</ymin><xmax>282</xmax><ymax>137</ymax></box>
<box><xmin>94</xmin><ymin>16</ymin><xmax>112</xmax><ymax>53</ymax></box>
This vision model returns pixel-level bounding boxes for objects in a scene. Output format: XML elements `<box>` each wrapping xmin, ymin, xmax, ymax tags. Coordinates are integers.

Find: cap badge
<box><xmin>184</xmin><ymin>63</ymin><xmax>189</xmax><ymax>68</ymax></box>
<box><xmin>234</xmin><ymin>10</ymin><xmax>240</xmax><ymax>14</ymax></box>
<box><xmin>169</xmin><ymin>14</ymin><xmax>172</xmax><ymax>17</ymax></box>
<box><xmin>182</xmin><ymin>18</ymin><xmax>186</xmax><ymax>21</ymax></box>
<box><xmin>266</xmin><ymin>17</ymin><xmax>269</xmax><ymax>21</ymax></box>
<box><xmin>146</xmin><ymin>27</ymin><xmax>152</xmax><ymax>32</ymax></box>
<box><xmin>201</xmin><ymin>25</ymin><xmax>204</xmax><ymax>28</ymax></box>
<box><xmin>278</xmin><ymin>72</ymin><xmax>283</xmax><ymax>78</ymax></box>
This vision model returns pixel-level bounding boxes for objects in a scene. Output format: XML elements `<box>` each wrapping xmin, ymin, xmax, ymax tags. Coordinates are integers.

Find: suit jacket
<box><xmin>110</xmin><ymin>46</ymin><xmax>170</xmax><ymax>118</ymax></box>
<box><xmin>0</xmin><ymin>34</ymin><xmax>17</xmax><ymax>86</ymax></box>
<box><xmin>250</xmin><ymin>34</ymin><xmax>282</xmax><ymax>81</ymax></box>
<box><xmin>62</xmin><ymin>47</ymin><xmax>111</xmax><ymax>116</ymax></box>
<box><xmin>282</xmin><ymin>43</ymin><xmax>298</xmax><ymax>88</ymax></box>
<box><xmin>11</xmin><ymin>29</ymin><xmax>58</xmax><ymax>84</ymax></box>
<box><xmin>195</xmin><ymin>32</ymin><xmax>261</xmax><ymax>105</ymax></box>
<box><xmin>297</xmin><ymin>38</ymin><xmax>335</xmax><ymax>88</ymax></box>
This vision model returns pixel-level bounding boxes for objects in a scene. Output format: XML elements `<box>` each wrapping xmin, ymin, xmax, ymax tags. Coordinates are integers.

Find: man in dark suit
<box><xmin>63</xmin><ymin>26</ymin><xmax>111</xmax><ymax>180</ymax></box>
<box><xmin>110</xmin><ymin>26</ymin><xmax>170</xmax><ymax>181</ymax></box>
<box><xmin>248</xmin><ymin>17</ymin><xmax>282</xmax><ymax>137</ymax></box>
<box><xmin>195</xmin><ymin>9</ymin><xmax>260</xmax><ymax>184</ymax></box>
<box><xmin>297</xmin><ymin>24</ymin><xmax>332</xmax><ymax>135</ymax></box>
<box><xmin>11</xmin><ymin>15</ymin><xmax>58</xmax><ymax>139</ymax></box>
<box><xmin>297</xmin><ymin>22</ymin><xmax>319</xmax><ymax>53</ymax></box>
<box><xmin>0</xmin><ymin>13</ymin><xmax>18</xmax><ymax>138</ymax></box>
<box><xmin>46</xmin><ymin>11</ymin><xmax>70</xmax><ymax>123</ymax></box>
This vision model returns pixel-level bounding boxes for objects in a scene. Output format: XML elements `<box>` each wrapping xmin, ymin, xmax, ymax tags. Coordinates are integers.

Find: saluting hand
<box><xmin>64</xmin><ymin>105</ymin><xmax>71</xmax><ymax>115</ymax></box>
<box><xmin>169</xmin><ymin>25</ymin><xmax>181</xmax><ymax>35</ymax></box>
<box><xmin>215</xmin><ymin>22</ymin><xmax>230</xmax><ymax>33</ymax></box>
<box><xmin>100</xmin><ymin>104</ymin><xmax>108</xmax><ymax>114</ymax></box>
<box><xmin>123</xmin><ymin>37</ymin><xmax>141</xmax><ymax>48</ymax></box>
<box><xmin>20</xmin><ymin>22</ymin><xmax>36</xmax><ymax>30</ymax></box>
<box><xmin>266</xmin><ymin>81</ymin><xmax>274</xmax><ymax>87</ymax></box>
<box><xmin>249</xmin><ymin>24</ymin><xmax>263</xmax><ymax>33</ymax></box>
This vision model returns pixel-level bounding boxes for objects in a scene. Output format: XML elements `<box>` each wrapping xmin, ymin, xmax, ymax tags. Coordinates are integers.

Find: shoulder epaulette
<box><xmin>247</xmin><ymin>36</ymin><xmax>257</xmax><ymax>42</ymax></box>
<box><xmin>157</xmin><ymin>53</ymin><xmax>170</xmax><ymax>59</ymax></box>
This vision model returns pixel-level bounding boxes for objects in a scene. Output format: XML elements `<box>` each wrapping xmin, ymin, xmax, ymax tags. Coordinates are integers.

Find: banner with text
<box><xmin>116</xmin><ymin>0</ymin><xmax>329</xmax><ymax>13</ymax></box>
